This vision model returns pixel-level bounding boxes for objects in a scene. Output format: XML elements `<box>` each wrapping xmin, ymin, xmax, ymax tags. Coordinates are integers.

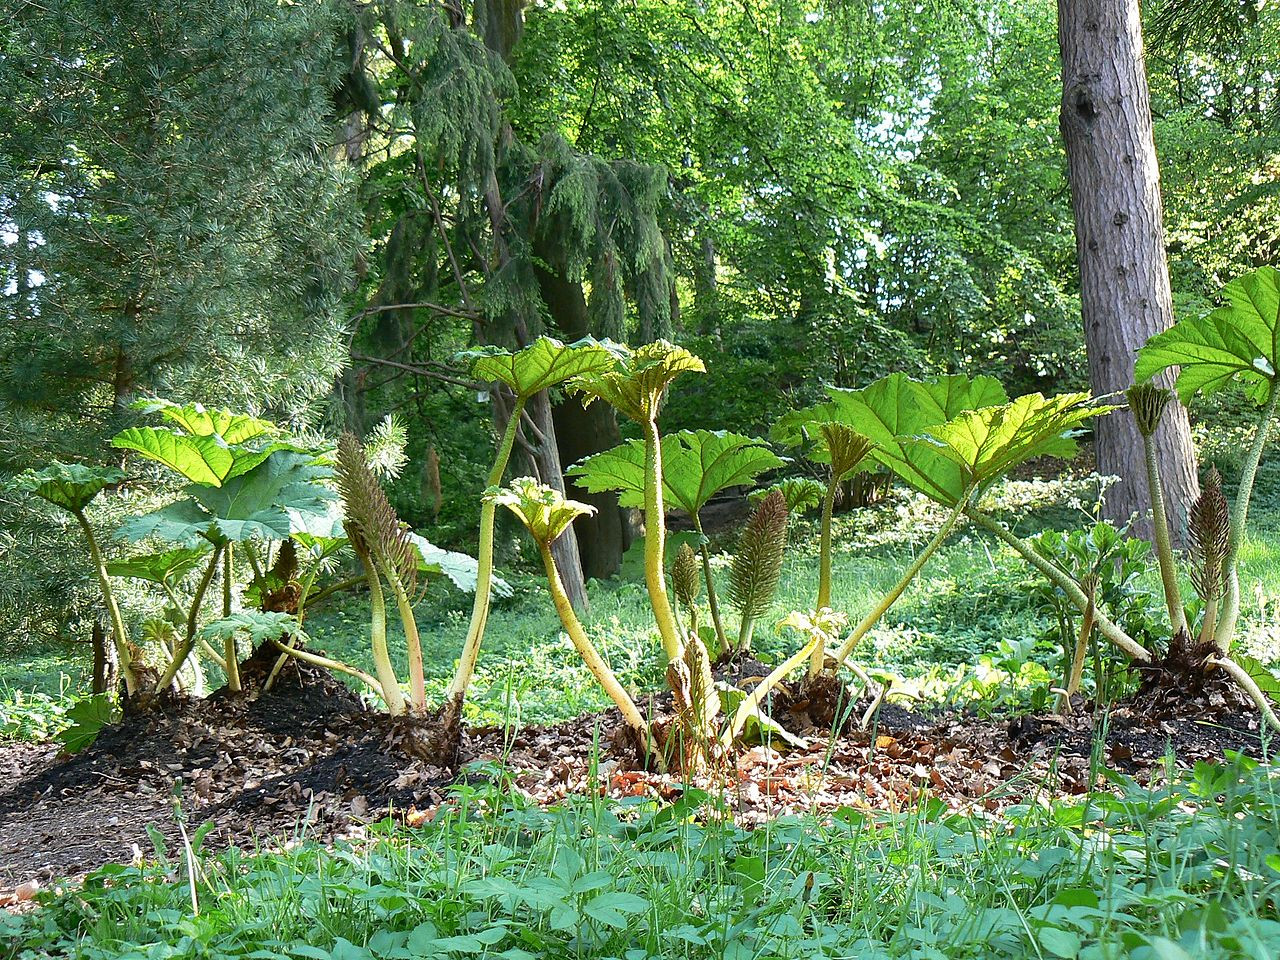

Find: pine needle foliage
<box><xmin>728</xmin><ymin>490</ymin><xmax>789</xmax><ymax>627</ymax></box>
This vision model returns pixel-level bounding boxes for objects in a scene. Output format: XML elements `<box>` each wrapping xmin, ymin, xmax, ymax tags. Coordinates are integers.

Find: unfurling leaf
<box><xmin>486</xmin><ymin>477</ymin><xmax>596</xmax><ymax>546</ymax></box>
<box><xmin>570</xmin><ymin>340</ymin><xmax>705</xmax><ymax>423</ymax></box>
<box><xmin>1126</xmin><ymin>383</ymin><xmax>1174</xmax><ymax>438</ymax></box>
<box><xmin>729</xmin><ymin>490</ymin><xmax>789</xmax><ymax>623</ymax></box>
<box><xmin>751</xmin><ymin>476</ymin><xmax>826</xmax><ymax>514</ymax></box>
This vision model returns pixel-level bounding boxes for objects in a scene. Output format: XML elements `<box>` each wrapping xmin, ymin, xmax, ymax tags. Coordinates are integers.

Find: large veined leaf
<box><xmin>466</xmin><ymin>336</ymin><xmax>620</xmax><ymax>399</ymax></box>
<box><xmin>112</xmin><ymin>427</ymin><xmax>283</xmax><ymax>487</ymax></box>
<box><xmin>198</xmin><ymin>611</ymin><xmax>304</xmax><ymax>647</ymax></box>
<box><xmin>912</xmin><ymin>392</ymin><xmax>1116</xmax><ymax>497</ymax></box>
<box><xmin>1135</xmin><ymin>265</ymin><xmax>1280</xmax><ymax>405</ymax></box>
<box><xmin>775</xmin><ymin>374</ymin><xmax>1009</xmax><ymax>505</ymax></box>
<box><xmin>117</xmin><ymin>451</ymin><xmax>335</xmax><ymax>546</ymax></box>
<box><xmin>106</xmin><ymin>545</ymin><xmax>213</xmax><ymax>585</ymax></box>
<box><xmin>570</xmin><ymin>340</ymin><xmax>705</xmax><ymax>423</ymax></box>
<box><xmin>407</xmin><ymin>533</ymin><xmax>511</xmax><ymax>597</ymax></box>
<box><xmin>567</xmin><ymin>430</ymin><xmax>783</xmax><ymax>516</ymax></box>
<box><xmin>8</xmin><ymin>463</ymin><xmax>125</xmax><ymax>512</ymax></box>
<box><xmin>131</xmin><ymin>399</ymin><xmax>278</xmax><ymax>444</ymax></box>
<box><xmin>1232</xmin><ymin>653</ymin><xmax>1280</xmax><ymax>705</ymax></box>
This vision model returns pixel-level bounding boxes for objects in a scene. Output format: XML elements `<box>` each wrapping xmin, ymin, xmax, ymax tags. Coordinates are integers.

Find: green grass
<box><xmin>6</xmin><ymin>751</ymin><xmax>1280</xmax><ymax>959</ymax></box>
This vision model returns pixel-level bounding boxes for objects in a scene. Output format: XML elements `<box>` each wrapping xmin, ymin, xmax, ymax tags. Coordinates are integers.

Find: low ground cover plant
<box><xmin>5</xmin><ymin>753</ymin><xmax>1280</xmax><ymax>960</ymax></box>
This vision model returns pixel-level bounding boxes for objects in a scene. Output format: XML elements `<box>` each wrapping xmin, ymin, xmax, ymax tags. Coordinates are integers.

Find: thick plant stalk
<box><xmin>967</xmin><ymin>511</ymin><xmax>1153</xmax><ymax>663</ymax></box>
<box><xmin>383</xmin><ymin>565</ymin><xmax>425</xmax><ymax>712</ymax></box>
<box><xmin>724</xmin><ymin>633</ymin><xmax>823</xmax><ymax>746</ymax></box>
<box><xmin>1215</xmin><ymin>387</ymin><xmax>1280</xmax><ymax>651</ymax></box>
<box><xmin>539</xmin><ymin>542</ymin><xmax>651</xmax><ymax>748</ymax></box>
<box><xmin>1207</xmin><ymin>655</ymin><xmax>1280</xmax><ymax>733</ymax></box>
<box><xmin>1056</xmin><ymin>578</ymin><xmax>1096</xmax><ymax>714</ymax></box>
<box><xmin>833</xmin><ymin>495</ymin><xmax>971</xmax><ymax>667</ymax></box>
<box><xmin>444</xmin><ymin>395</ymin><xmax>526</xmax><ymax>711</ymax></box>
<box><xmin>222</xmin><ymin>544</ymin><xmax>241</xmax><ymax>693</ymax></box>
<box><xmin>73</xmin><ymin>509</ymin><xmax>139</xmax><ymax>697</ymax></box>
<box><xmin>265</xmin><ymin>568</ymin><xmax>318</xmax><ymax>691</ymax></box>
<box><xmin>156</xmin><ymin>544</ymin><xmax>225</xmax><ymax>692</ymax></box>
<box><xmin>644</xmin><ymin>418</ymin><xmax>685</xmax><ymax>663</ymax></box>
<box><xmin>692</xmin><ymin>515</ymin><xmax>727</xmax><ymax>652</ymax></box>
<box><xmin>360</xmin><ymin>551</ymin><xmax>405</xmax><ymax>716</ymax></box>
<box><xmin>810</xmin><ymin>476</ymin><xmax>840</xmax><ymax>678</ymax></box>
<box><xmin>269</xmin><ymin>637</ymin><xmax>381</xmax><ymax>692</ymax></box>
<box><xmin>817</xmin><ymin>473</ymin><xmax>839</xmax><ymax>612</ymax></box>
<box><xmin>1141</xmin><ymin>432</ymin><xmax>1189</xmax><ymax>639</ymax></box>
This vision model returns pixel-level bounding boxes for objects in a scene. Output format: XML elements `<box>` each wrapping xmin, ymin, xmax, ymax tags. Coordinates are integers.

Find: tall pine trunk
<box><xmin>1057</xmin><ymin>0</ymin><xmax>1198</xmax><ymax>539</ymax></box>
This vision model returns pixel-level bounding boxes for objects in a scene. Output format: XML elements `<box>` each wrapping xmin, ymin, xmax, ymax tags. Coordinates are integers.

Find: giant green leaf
<box><xmin>466</xmin><ymin>336</ymin><xmax>620</xmax><ymax>399</ymax></box>
<box><xmin>8</xmin><ymin>462</ymin><xmax>125</xmax><ymax>513</ymax></box>
<box><xmin>913</xmin><ymin>392</ymin><xmax>1116</xmax><ymax>498</ymax></box>
<box><xmin>112</xmin><ymin>427</ymin><xmax>283</xmax><ymax>487</ymax></box>
<box><xmin>775</xmin><ymin>373</ymin><xmax>1008</xmax><ymax>505</ymax></box>
<box><xmin>568</xmin><ymin>430</ymin><xmax>783</xmax><ymax>517</ymax></box>
<box><xmin>1135</xmin><ymin>265</ymin><xmax>1280</xmax><ymax>405</ymax></box>
<box><xmin>107</xmin><ymin>545</ymin><xmax>213</xmax><ymax>585</ymax></box>
<box><xmin>131</xmin><ymin>399</ymin><xmax>278</xmax><ymax>444</ymax></box>
<box><xmin>117</xmin><ymin>450</ymin><xmax>334</xmax><ymax>546</ymax></box>
<box><xmin>570</xmin><ymin>340</ymin><xmax>705</xmax><ymax>423</ymax></box>
<box><xmin>407</xmin><ymin>533</ymin><xmax>511</xmax><ymax>597</ymax></box>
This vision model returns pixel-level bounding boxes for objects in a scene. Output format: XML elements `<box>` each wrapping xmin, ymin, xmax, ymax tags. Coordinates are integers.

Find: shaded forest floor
<box><xmin>1</xmin><ymin>665</ymin><xmax>1268</xmax><ymax>890</ymax></box>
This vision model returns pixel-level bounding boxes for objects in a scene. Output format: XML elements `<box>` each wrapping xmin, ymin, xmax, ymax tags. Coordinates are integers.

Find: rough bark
<box><xmin>523</xmin><ymin>388</ymin><xmax>590</xmax><ymax>611</ymax></box>
<box><xmin>90</xmin><ymin>618</ymin><xmax>117</xmax><ymax>696</ymax></box>
<box><xmin>1057</xmin><ymin>0</ymin><xmax>1199</xmax><ymax>539</ymax></box>
<box><xmin>535</xmin><ymin>262</ymin><xmax>631</xmax><ymax>579</ymax></box>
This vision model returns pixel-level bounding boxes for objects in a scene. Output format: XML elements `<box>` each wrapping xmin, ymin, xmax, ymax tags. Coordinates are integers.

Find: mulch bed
<box><xmin>0</xmin><ymin>667</ymin><xmax>1269</xmax><ymax>894</ymax></box>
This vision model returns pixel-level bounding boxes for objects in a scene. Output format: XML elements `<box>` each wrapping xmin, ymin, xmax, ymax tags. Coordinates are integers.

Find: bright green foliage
<box><xmin>1136</xmin><ymin>265</ymin><xmax>1280</xmax><ymax>404</ymax></box>
<box><xmin>130</xmin><ymin>400</ymin><xmax>278</xmax><ymax>445</ymax></box>
<box><xmin>484</xmin><ymin>479</ymin><xmax>597</xmax><ymax>547</ymax></box>
<box><xmin>54</xmin><ymin>694</ymin><xmax>120</xmax><ymax>754</ymax></box>
<box><xmin>776</xmin><ymin>373</ymin><xmax>1009</xmax><ymax>506</ymax></box>
<box><xmin>106</xmin><ymin>547</ymin><xmax>213</xmax><ymax>587</ymax></box>
<box><xmin>568</xmin><ymin>430</ymin><xmax>783</xmax><ymax>516</ymax></box>
<box><xmin>117</xmin><ymin>452</ymin><xmax>334</xmax><ymax>547</ymax></box>
<box><xmin>8</xmin><ymin>463</ymin><xmax>125</xmax><ymax>514</ymax></box>
<box><xmin>914</xmin><ymin>393</ymin><xmax>1117</xmax><ymax>500</ymax></box>
<box><xmin>112</xmin><ymin>428</ymin><xmax>284</xmax><ymax>488</ymax></box>
<box><xmin>467</xmin><ymin>337</ymin><xmax>620</xmax><ymax>399</ymax></box>
<box><xmin>752</xmin><ymin>477</ymin><xmax>827</xmax><ymax>514</ymax></box>
<box><xmin>571</xmin><ymin>341</ymin><xmax>705</xmax><ymax>424</ymax></box>
<box><xmin>1232</xmin><ymin>653</ymin><xmax>1280</xmax><ymax>707</ymax></box>
<box><xmin>197</xmin><ymin>611</ymin><xmax>305</xmax><ymax>649</ymax></box>
<box><xmin>406</xmin><ymin>533</ymin><xmax>508</xmax><ymax>597</ymax></box>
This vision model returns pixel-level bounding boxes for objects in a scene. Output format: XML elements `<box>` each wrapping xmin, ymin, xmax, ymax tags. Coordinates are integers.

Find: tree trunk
<box><xmin>534</xmin><ymin>262</ymin><xmax>631</xmax><ymax>579</ymax></box>
<box><xmin>90</xmin><ymin>618</ymin><xmax>117</xmax><ymax>696</ymax></box>
<box><xmin>1057</xmin><ymin>0</ymin><xmax>1199</xmax><ymax>539</ymax></box>
<box><xmin>523</xmin><ymin>388</ymin><xmax>590</xmax><ymax>611</ymax></box>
